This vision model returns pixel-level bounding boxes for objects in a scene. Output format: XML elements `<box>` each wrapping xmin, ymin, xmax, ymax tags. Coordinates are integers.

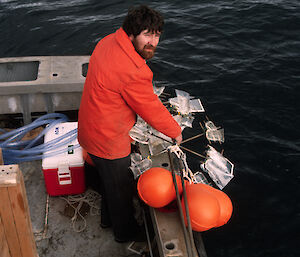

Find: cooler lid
<box><xmin>42</xmin><ymin>122</ymin><xmax>84</xmax><ymax>169</ymax></box>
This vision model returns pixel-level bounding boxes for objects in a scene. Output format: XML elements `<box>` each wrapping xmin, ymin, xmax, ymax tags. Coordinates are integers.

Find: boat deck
<box><xmin>21</xmin><ymin>160</ymin><xmax>138</xmax><ymax>257</ymax></box>
<box><xmin>20</xmin><ymin>156</ymin><xmax>206</xmax><ymax>257</ymax></box>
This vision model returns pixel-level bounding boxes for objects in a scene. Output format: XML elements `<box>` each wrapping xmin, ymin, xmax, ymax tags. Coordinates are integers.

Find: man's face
<box><xmin>130</xmin><ymin>29</ymin><xmax>161</xmax><ymax>60</ymax></box>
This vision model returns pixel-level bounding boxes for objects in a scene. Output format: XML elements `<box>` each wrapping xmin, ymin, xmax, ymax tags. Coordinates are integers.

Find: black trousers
<box><xmin>89</xmin><ymin>153</ymin><xmax>139</xmax><ymax>240</ymax></box>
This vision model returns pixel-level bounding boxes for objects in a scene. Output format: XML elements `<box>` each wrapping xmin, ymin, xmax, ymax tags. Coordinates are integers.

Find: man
<box><xmin>78</xmin><ymin>5</ymin><xmax>182</xmax><ymax>242</ymax></box>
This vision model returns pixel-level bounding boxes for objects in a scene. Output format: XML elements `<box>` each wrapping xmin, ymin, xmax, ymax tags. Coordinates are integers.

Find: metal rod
<box><xmin>178</xmin><ymin>159</ymin><xmax>196</xmax><ymax>255</ymax></box>
<box><xmin>148</xmin><ymin>132</ymin><xmax>205</xmax><ymax>159</ymax></box>
<box><xmin>181</xmin><ymin>133</ymin><xmax>204</xmax><ymax>144</ymax></box>
<box><xmin>179</xmin><ymin>145</ymin><xmax>206</xmax><ymax>158</ymax></box>
<box><xmin>168</xmin><ymin>149</ymin><xmax>194</xmax><ymax>257</ymax></box>
<box><xmin>142</xmin><ymin>208</ymin><xmax>154</xmax><ymax>257</ymax></box>
<box><xmin>199</xmin><ymin>122</ymin><xmax>205</xmax><ymax>132</ymax></box>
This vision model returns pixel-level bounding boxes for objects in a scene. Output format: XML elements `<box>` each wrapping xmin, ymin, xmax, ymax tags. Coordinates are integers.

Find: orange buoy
<box><xmin>199</xmin><ymin>183</ymin><xmax>233</xmax><ymax>227</ymax></box>
<box><xmin>137</xmin><ymin>167</ymin><xmax>183</xmax><ymax>208</ymax></box>
<box><xmin>182</xmin><ymin>183</ymin><xmax>220</xmax><ymax>231</ymax></box>
<box><xmin>182</xmin><ymin>183</ymin><xmax>233</xmax><ymax>231</ymax></box>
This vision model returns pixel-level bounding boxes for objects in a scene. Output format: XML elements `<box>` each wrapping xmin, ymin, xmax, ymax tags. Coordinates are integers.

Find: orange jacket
<box><xmin>78</xmin><ymin>28</ymin><xmax>181</xmax><ymax>159</ymax></box>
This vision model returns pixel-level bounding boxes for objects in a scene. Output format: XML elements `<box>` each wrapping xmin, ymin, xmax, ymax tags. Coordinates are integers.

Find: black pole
<box><xmin>168</xmin><ymin>149</ymin><xmax>194</xmax><ymax>257</ymax></box>
<box><xmin>178</xmin><ymin>158</ymin><xmax>196</xmax><ymax>253</ymax></box>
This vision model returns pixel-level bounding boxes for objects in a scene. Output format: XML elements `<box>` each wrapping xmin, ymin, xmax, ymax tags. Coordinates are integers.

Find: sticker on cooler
<box><xmin>42</xmin><ymin>122</ymin><xmax>85</xmax><ymax>196</ymax></box>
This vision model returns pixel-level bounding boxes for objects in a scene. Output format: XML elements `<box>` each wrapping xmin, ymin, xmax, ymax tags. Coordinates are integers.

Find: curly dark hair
<box><xmin>122</xmin><ymin>5</ymin><xmax>164</xmax><ymax>37</ymax></box>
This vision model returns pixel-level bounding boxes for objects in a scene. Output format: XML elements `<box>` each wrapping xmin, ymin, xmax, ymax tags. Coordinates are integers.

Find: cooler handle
<box><xmin>58</xmin><ymin>164</ymin><xmax>72</xmax><ymax>185</ymax></box>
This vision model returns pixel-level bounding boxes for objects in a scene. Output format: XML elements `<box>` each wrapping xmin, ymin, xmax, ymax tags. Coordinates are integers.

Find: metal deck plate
<box><xmin>0</xmin><ymin>56</ymin><xmax>89</xmax><ymax>124</ymax></box>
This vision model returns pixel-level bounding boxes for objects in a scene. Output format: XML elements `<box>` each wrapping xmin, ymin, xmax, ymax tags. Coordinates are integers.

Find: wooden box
<box><xmin>0</xmin><ymin>164</ymin><xmax>38</xmax><ymax>257</ymax></box>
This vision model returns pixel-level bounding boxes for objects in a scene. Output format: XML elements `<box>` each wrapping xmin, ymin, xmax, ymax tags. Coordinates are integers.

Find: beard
<box><xmin>132</xmin><ymin>40</ymin><xmax>156</xmax><ymax>60</ymax></box>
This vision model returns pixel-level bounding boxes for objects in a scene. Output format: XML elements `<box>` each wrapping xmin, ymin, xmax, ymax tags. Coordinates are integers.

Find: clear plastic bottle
<box><xmin>130</xmin><ymin>156</ymin><xmax>152</xmax><ymax>179</ymax></box>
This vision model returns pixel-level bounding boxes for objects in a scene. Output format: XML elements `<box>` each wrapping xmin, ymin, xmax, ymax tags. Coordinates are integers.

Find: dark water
<box><xmin>1</xmin><ymin>0</ymin><xmax>299</xmax><ymax>256</ymax></box>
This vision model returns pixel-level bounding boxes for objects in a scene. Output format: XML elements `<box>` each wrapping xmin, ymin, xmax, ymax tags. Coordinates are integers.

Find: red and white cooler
<box><xmin>42</xmin><ymin>122</ymin><xmax>85</xmax><ymax>196</ymax></box>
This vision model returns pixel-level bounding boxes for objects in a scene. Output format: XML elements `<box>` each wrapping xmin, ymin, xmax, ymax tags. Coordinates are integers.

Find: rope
<box><xmin>34</xmin><ymin>194</ymin><xmax>50</xmax><ymax>241</ymax></box>
<box><xmin>60</xmin><ymin>189</ymin><xmax>101</xmax><ymax>233</ymax></box>
<box><xmin>168</xmin><ymin>145</ymin><xmax>195</xmax><ymax>184</ymax></box>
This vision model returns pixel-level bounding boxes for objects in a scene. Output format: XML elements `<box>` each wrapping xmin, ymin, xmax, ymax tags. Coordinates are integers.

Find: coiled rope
<box><xmin>60</xmin><ymin>189</ymin><xmax>101</xmax><ymax>232</ymax></box>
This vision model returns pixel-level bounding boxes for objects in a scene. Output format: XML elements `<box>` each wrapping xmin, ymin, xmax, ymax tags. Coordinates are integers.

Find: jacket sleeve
<box><xmin>120</xmin><ymin>72</ymin><xmax>181</xmax><ymax>139</ymax></box>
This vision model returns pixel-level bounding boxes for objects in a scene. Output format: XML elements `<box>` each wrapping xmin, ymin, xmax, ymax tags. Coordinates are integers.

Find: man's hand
<box><xmin>174</xmin><ymin>134</ymin><xmax>182</xmax><ymax>145</ymax></box>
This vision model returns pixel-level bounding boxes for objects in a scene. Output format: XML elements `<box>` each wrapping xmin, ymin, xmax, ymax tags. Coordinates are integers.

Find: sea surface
<box><xmin>1</xmin><ymin>0</ymin><xmax>299</xmax><ymax>257</ymax></box>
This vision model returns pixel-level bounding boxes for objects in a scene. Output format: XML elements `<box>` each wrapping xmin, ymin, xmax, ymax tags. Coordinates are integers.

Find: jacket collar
<box><xmin>115</xmin><ymin>28</ymin><xmax>146</xmax><ymax>68</ymax></box>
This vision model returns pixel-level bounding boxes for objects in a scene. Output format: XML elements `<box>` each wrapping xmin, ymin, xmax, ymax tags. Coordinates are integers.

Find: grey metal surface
<box><xmin>0</xmin><ymin>56</ymin><xmax>89</xmax><ymax>95</ymax></box>
<box><xmin>0</xmin><ymin>61</ymin><xmax>39</xmax><ymax>82</ymax></box>
<box><xmin>0</xmin><ymin>56</ymin><xmax>89</xmax><ymax>123</ymax></box>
